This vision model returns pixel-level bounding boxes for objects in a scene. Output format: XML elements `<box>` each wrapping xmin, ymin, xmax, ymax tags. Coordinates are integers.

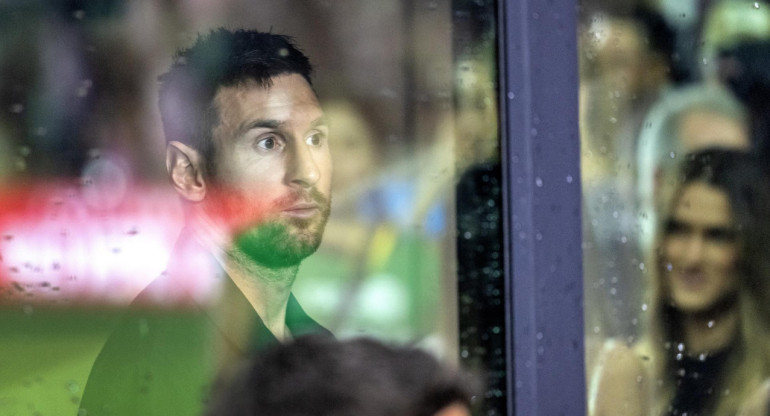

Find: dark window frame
<box><xmin>499</xmin><ymin>0</ymin><xmax>585</xmax><ymax>414</ymax></box>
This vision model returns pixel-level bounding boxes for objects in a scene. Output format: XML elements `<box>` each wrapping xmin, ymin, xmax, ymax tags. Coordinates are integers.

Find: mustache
<box><xmin>273</xmin><ymin>187</ymin><xmax>330</xmax><ymax>210</ymax></box>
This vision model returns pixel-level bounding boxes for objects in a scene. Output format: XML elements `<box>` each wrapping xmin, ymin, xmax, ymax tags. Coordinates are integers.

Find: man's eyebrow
<box><xmin>311</xmin><ymin>116</ymin><xmax>329</xmax><ymax>128</ymax></box>
<box><xmin>241</xmin><ymin>119</ymin><xmax>284</xmax><ymax>133</ymax></box>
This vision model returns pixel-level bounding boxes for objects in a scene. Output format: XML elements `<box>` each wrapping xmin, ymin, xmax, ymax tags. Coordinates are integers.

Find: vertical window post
<box><xmin>499</xmin><ymin>0</ymin><xmax>585</xmax><ymax>414</ymax></box>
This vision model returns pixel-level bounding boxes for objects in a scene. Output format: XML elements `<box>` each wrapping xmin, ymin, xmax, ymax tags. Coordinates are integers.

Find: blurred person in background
<box><xmin>699</xmin><ymin>0</ymin><xmax>770</xmax><ymax>83</ymax></box>
<box><xmin>636</xmin><ymin>84</ymin><xmax>750</xmax><ymax>257</ymax></box>
<box><xmin>79</xmin><ymin>28</ymin><xmax>334</xmax><ymax>416</ymax></box>
<box><xmin>205</xmin><ymin>335</ymin><xmax>473</xmax><ymax>416</ymax></box>
<box><xmin>590</xmin><ymin>149</ymin><xmax>770</xmax><ymax>416</ymax></box>
<box><xmin>581</xmin><ymin>4</ymin><xmax>679</xmax><ymax>349</ymax></box>
<box><xmin>717</xmin><ymin>39</ymin><xmax>770</xmax><ymax>176</ymax></box>
<box><xmin>294</xmin><ymin>99</ymin><xmax>446</xmax><ymax>343</ymax></box>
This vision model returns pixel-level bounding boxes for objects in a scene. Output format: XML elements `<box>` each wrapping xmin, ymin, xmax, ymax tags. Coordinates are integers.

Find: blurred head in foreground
<box><xmin>206</xmin><ymin>335</ymin><xmax>473</xmax><ymax>416</ymax></box>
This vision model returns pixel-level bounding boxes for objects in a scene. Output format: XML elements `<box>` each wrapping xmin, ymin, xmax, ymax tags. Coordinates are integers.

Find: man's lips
<box><xmin>281</xmin><ymin>202</ymin><xmax>320</xmax><ymax>218</ymax></box>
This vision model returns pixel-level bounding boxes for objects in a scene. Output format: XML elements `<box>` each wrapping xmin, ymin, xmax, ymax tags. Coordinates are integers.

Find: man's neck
<box><xmin>223</xmin><ymin>247</ymin><xmax>299</xmax><ymax>341</ymax></box>
<box><xmin>187</xmin><ymin>210</ymin><xmax>299</xmax><ymax>341</ymax></box>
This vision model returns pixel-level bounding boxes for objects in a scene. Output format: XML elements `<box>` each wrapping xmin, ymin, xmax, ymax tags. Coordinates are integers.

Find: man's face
<box><xmin>206</xmin><ymin>74</ymin><xmax>332</xmax><ymax>268</ymax></box>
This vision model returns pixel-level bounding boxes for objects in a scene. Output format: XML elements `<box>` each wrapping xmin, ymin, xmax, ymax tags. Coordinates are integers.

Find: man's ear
<box><xmin>166</xmin><ymin>141</ymin><xmax>207</xmax><ymax>202</ymax></box>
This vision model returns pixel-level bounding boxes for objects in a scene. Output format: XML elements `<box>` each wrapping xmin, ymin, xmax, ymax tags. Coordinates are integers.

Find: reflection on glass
<box><xmin>0</xmin><ymin>2</ymin><xmax>503</xmax><ymax>414</ymax></box>
<box><xmin>582</xmin><ymin>1</ymin><xmax>770</xmax><ymax>415</ymax></box>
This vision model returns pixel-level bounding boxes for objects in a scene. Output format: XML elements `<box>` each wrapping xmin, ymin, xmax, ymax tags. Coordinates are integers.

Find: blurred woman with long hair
<box><xmin>591</xmin><ymin>149</ymin><xmax>770</xmax><ymax>416</ymax></box>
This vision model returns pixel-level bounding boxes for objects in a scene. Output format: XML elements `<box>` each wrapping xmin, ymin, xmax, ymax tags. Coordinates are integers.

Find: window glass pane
<box><xmin>582</xmin><ymin>1</ymin><xmax>770</xmax><ymax>415</ymax></box>
<box><xmin>0</xmin><ymin>1</ymin><xmax>502</xmax><ymax>414</ymax></box>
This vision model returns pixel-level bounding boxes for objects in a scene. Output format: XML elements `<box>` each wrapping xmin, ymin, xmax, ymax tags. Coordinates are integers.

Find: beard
<box><xmin>231</xmin><ymin>188</ymin><xmax>331</xmax><ymax>269</ymax></box>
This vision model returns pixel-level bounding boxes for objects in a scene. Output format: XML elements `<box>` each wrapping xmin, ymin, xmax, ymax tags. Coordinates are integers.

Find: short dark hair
<box><xmin>158</xmin><ymin>29</ymin><xmax>313</xmax><ymax>173</ymax></box>
<box><xmin>205</xmin><ymin>335</ymin><xmax>473</xmax><ymax>416</ymax></box>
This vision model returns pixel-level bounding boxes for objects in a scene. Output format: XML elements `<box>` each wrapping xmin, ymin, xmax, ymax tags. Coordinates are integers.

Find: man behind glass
<box><xmin>79</xmin><ymin>28</ymin><xmax>333</xmax><ymax>416</ymax></box>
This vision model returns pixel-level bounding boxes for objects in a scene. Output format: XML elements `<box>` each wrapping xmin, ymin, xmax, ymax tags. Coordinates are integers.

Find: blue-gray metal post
<box><xmin>499</xmin><ymin>0</ymin><xmax>585</xmax><ymax>414</ymax></box>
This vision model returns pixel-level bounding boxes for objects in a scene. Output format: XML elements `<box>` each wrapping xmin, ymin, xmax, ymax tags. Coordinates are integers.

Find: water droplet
<box><xmin>676</xmin><ymin>353</ymin><xmax>683</xmax><ymax>361</ymax></box>
<box><xmin>666</xmin><ymin>263</ymin><xmax>673</xmax><ymax>271</ymax></box>
<box><xmin>536</xmin><ymin>332</ymin><xmax>543</xmax><ymax>340</ymax></box>
<box><xmin>507</xmin><ymin>92</ymin><xmax>515</xmax><ymax>99</ymax></box>
<box><xmin>707</xmin><ymin>320</ymin><xmax>714</xmax><ymax>328</ymax></box>
<box><xmin>566</xmin><ymin>175</ymin><xmax>573</xmax><ymax>183</ymax></box>
<box><xmin>669</xmin><ymin>151</ymin><xmax>676</xmax><ymax>159</ymax></box>
<box><xmin>639</xmin><ymin>262</ymin><xmax>645</xmax><ymax>271</ymax></box>
<box><xmin>755</xmin><ymin>2</ymin><xmax>760</xmax><ymax>9</ymax></box>
<box><xmin>76</xmin><ymin>79</ymin><xmax>93</xmax><ymax>98</ymax></box>
<box><xmin>699</xmin><ymin>353</ymin><xmax>707</xmax><ymax>361</ymax></box>
<box><xmin>463</xmin><ymin>231</ymin><xmax>472</xmax><ymax>239</ymax></box>
<box><xmin>641</xmin><ymin>303</ymin><xmax>648</xmax><ymax>311</ymax></box>
<box><xmin>677</xmin><ymin>343</ymin><xmax>685</xmax><ymax>352</ymax></box>
<box><xmin>66</xmin><ymin>381</ymin><xmax>80</xmax><ymax>394</ymax></box>
<box><xmin>73</xmin><ymin>10</ymin><xmax>85</xmax><ymax>19</ymax></box>
<box><xmin>9</xmin><ymin>103</ymin><xmax>23</xmax><ymax>113</ymax></box>
<box><xmin>535</xmin><ymin>177</ymin><xmax>543</xmax><ymax>187</ymax></box>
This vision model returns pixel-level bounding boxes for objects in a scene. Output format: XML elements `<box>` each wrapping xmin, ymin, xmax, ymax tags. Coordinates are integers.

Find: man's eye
<box><xmin>306</xmin><ymin>133</ymin><xmax>323</xmax><ymax>146</ymax></box>
<box><xmin>256</xmin><ymin>135</ymin><xmax>281</xmax><ymax>150</ymax></box>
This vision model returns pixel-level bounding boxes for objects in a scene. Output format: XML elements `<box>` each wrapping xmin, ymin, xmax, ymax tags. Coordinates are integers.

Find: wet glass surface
<box><xmin>0</xmin><ymin>1</ymin><xmax>503</xmax><ymax>414</ymax></box>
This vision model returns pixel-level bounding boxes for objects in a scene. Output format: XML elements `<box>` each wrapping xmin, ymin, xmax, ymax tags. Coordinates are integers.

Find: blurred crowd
<box><xmin>581</xmin><ymin>0</ymin><xmax>770</xmax><ymax>414</ymax></box>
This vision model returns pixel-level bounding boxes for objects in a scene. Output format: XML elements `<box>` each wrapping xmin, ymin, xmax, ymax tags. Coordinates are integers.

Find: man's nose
<box><xmin>286</xmin><ymin>144</ymin><xmax>320</xmax><ymax>188</ymax></box>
